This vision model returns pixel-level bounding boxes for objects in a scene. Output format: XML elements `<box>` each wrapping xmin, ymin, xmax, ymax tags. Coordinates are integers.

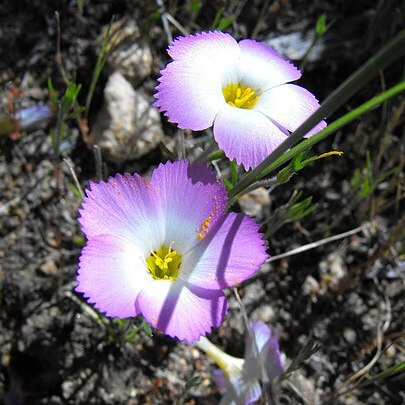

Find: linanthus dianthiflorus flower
<box><xmin>75</xmin><ymin>161</ymin><xmax>268</xmax><ymax>342</ymax></box>
<box><xmin>196</xmin><ymin>321</ymin><xmax>284</xmax><ymax>404</ymax></box>
<box><xmin>154</xmin><ymin>31</ymin><xmax>326</xmax><ymax>170</ymax></box>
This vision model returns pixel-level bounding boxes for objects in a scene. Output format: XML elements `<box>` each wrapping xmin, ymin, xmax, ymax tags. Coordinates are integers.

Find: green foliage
<box><xmin>315</xmin><ymin>13</ymin><xmax>327</xmax><ymax>37</ymax></box>
<box><xmin>277</xmin><ymin>149</ymin><xmax>343</xmax><ymax>184</ymax></box>
<box><xmin>85</xmin><ymin>17</ymin><xmax>114</xmax><ymax>116</ymax></box>
<box><xmin>229</xmin><ymin>30</ymin><xmax>405</xmax><ymax>202</ymax></box>
<box><xmin>210</xmin><ymin>7</ymin><xmax>234</xmax><ymax>30</ymax></box>
<box><xmin>207</xmin><ymin>149</ymin><xmax>225</xmax><ymax>162</ymax></box>
<box><xmin>76</xmin><ymin>0</ymin><xmax>84</xmax><ymax>14</ymax></box>
<box><xmin>371</xmin><ymin>360</ymin><xmax>405</xmax><ymax>381</ymax></box>
<box><xmin>48</xmin><ymin>78</ymin><xmax>83</xmax><ymax>152</ymax></box>
<box><xmin>72</xmin><ymin>235</ymin><xmax>86</xmax><ymax>247</ymax></box>
<box><xmin>107</xmin><ymin>319</ymin><xmax>139</xmax><ymax>344</ymax></box>
<box><xmin>186</xmin><ymin>0</ymin><xmax>202</xmax><ymax>16</ymax></box>
<box><xmin>141</xmin><ymin>319</ymin><xmax>154</xmax><ymax>338</ymax></box>
<box><xmin>286</xmin><ymin>191</ymin><xmax>318</xmax><ymax>222</ymax></box>
<box><xmin>175</xmin><ymin>372</ymin><xmax>201</xmax><ymax>405</ymax></box>
<box><xmin>280</xmin><ymin>335</ymin><xmax>321</xmax><ymax>381</ymax></box>
<box><xmin>351</xmin><ymin>151</ymin><xmax>397</xmax><ymax>199</ymax></box>
<box><xmin>230</xmin><ymin>160</ymin><xmax>239</xmax><ymax>186</ymax></box>
<box><xmin>265</xmin><ymin>191</ymin><xmax>318</xmax><ymax>237</ymax></box>
<box><xmin>159</xmin><ymin>141</ymin><xmax>177</xmax><ymax>162</ymax></box>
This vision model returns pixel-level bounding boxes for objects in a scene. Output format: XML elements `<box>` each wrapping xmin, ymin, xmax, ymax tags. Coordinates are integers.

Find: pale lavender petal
<box><xmin>79</xmin><ymin>173</ymin><xmax>164</xmax><ymax>252</ymax></box>
<box><xmin>247</xmin><ymin>321</ymin><xmax>272</xmax><ymax>354</ymax></box>
<box><xmin>212</xmin><ymin>369</ymin><xmax>228</xmax><ymax>392</ymax></box>
<box><xmin>76</xmin><ymin>235</ymin><xmax>148</xmax><ymax>318</ymax></box>
<box><xmin>168</xmin><ymin>31</ymin><xmax>239</xmax><ymax>64</ymax></box>
<box><xmin>182</xmin><ymin>213</ymin><xmax>268</xmax><ymax>289</ymax></box>
<box><xmin>264</xmin><ymin>333</ymin><xmax>284</xmax><ymax>381</ymax></box>
<box><xmin>218</xmin><ymin>374</ymin><xmax>261</xmax><ymax>405</ymax></box>
<box><xmin>213</xmin><ymin>104</ymin><xmax>288</xmax><ymax>169</ymax></box>
<box><xmin>15</xmin><ymin>105</ymin><xmax>52</xmax><ymax>129</ymax></box>
<box><xmin>242</xmin><ymin>380</ymin><xmax>262</xmax><ymax>405</ymax></box>
<box><xmin>154</xmin><ymin>31</ymin><xmax>240</xmax><ymax>130</ymax></box>
<box><xmin>255</xmin><ymin>84</ymin><xmax>326</xmax><ymax>136</ymax></box>
<box><xmin>154</xmin><ymin>61</ymin><xmax>225</xmax><ymax>130</ymax></box>
<box><xmin>150</xmin><ymin>161</ymin><xmax>227</xmax><ymax>252</ymax></box>
<box><xmin>238</xmin><ymin>39</ymin><xmax>301</xmax><ymax>91</ymax></box>
<box><xmin>245</xmin><ymin>322</ymin><xmax>284</xmax><ymax>381</ymax></box>
<box><xmin>135</xmin><ymin>279</ymin><xmax>227</xmax><ymax>343</ymax></box>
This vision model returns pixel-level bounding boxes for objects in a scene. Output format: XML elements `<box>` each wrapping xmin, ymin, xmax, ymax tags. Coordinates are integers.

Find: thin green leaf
<box><xmin>159</xmin><ymin>141</ymin><xmax>177</xmax><ymax>162</ymax></box>
<box><xmin>230</xmin><ymin>75</ymin><xmax>405</xmax><ymax>198</ymax></box>
<box><xmin>141</xmin><ymin>320</ymin><xmax>153</xmax><ymax>337</ymax></box>
<box><xmin>315</xmin><ymin>14</ymin><xmax>327</xmax><ymax>37</ymax></box>
<box><xmin>229</xmin><ymin>29</ymin><xmax>405</xmax><ymax>201</ymax></box>
<box><xmin>230</xmin><ymin>160</ymin><xmax>238</xmax><ymax>185</ymax></box>
<box><xmin>85</xmin><ymin>16</ymin><xmax>114</xmax><ymax>116</ymax></box>
<box><xmin>207</xmin><ymin>150</ymin><xmax>225</xmax><ymax>162</ymax></box>
<box><xmin>47</xmin><ymin>78</ymin><xmax>58</xmax><ymax>103</ymax></box>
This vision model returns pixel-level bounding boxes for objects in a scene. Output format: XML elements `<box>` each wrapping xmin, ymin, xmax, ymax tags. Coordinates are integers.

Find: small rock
<box><xmin>266</xmin><ymin>31</ymin><xmax>324</xmax><ymax>62</ymax></box>
<box><xmin>302</xmin><ymin>275</ymin><xmax>320</xmax><ymax>301</ymax></box>
<box><xmin>319</xmin><ymin>253</ymin><xmax>347</xmax><ymax>291</ymax></box>
<box><xmin>343</xmin><ymin>328</ymin><xmax>357</xmax><ymax>344</ymax></box>
<box><xmin>91</xmin><ymin>72</ymin><xmax>164</xmax><ymax>164</ymax></box>
<box><xmin>251</xmin><ymin>304</ymin><xmax>275</xmax><ymax>323</ymax></box>
<box><xmin>39</xmin><ymin>259</ymin><xmax>58</xmax><ymax>276</ymax></box>
<box><xmin>101</xmin><ymin>18</ymin><xmax>153</xmax><ymax>83</ymax></box>
<box><xmin>238</xmin><ymin>187</ymin><xmax>270</xmax><ymax>219</ymax></box>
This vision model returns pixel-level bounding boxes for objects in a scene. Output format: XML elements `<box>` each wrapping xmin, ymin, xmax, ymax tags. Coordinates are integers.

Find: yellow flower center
<box><xmin>146</xmin><ymin>244</ymin><xmax>182</xmax><ymax>281</ymax></box>
<box><xmin>222</xmin><ymin>83</ymin><xmax>259</xmax><ymax>109</ymax></box>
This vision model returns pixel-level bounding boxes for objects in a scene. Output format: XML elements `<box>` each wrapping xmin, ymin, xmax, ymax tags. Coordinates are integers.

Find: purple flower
<box><xmin>196</xmin><ymin>321</ymin><xmax>284</xmax><ymax>404</ymax></box>
<box><xmin>75</xmin><ymin>161</ymin><xmax>268</xmax><ymax>343</ymax></box>
<box><xmin>154</xmin><ymin>31</ymin><xmax>326</xmax><ymax>170</ymax></box>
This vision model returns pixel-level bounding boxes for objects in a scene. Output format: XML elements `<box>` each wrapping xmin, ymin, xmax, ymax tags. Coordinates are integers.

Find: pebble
<box><xmin>101</xmin><ymin>18</ymin><xmax>153</xmax><ymax>84</ymax></box>
<box><xmin>343</xmin><ymin>328</ymin><xmax>357</xmax><ymax>344</ymax></box>
<box><xmin>238</xmin><ymin>187</ymin><xmax>271</xmax><ymax>219</ymax></box>
<box><xmin>91</xmin><ymin>72</ymin><xmax>164</xmax><ymax>164</ymax></box>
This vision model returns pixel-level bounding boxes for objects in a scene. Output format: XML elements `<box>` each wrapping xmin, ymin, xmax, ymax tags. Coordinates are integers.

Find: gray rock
<box><xmin>102</xmin><ymin>18</ymin><xmax>153</xmax><ymax>83</ymax></box>
<box><xmin>91</xmin><ymin>72</ymin><xmax>164</xmax><ymax>164</ymax></box>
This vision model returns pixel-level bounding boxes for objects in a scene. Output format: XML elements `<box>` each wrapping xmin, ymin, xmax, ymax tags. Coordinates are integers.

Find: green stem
<box><xmin>255</xmin><ymin>80</ymin><xmax>405</xmax><ymax>185</ymax></box>
<box><xmin>229</xmin><ymin>28</ymin><xmax>405</xmax><ymax>200</ymax></box>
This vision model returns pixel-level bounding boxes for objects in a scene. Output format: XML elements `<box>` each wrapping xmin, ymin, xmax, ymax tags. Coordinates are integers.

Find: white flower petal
<box><xmin>213</xmin><ymin>104</ymin><xmax>287</xmax><ymax>169</ymax></box>
<box><xmin>238</xmin><ymin>39</ymin><xmax>301</xmax><ymax>91</ymax></box>
<box><xmin>255</xmin><ymin>84</ymin><xmax>326</xmax><ymax>136</ymax></box>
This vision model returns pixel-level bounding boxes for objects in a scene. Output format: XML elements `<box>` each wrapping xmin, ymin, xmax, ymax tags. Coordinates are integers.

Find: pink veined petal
<box><xmin>154</xmin><ymin>60</ymin><xmax>225</xmax><ymax>130</ymax></box>
<box><xmin>79</xmin><ymin>173</ymin><xmax>164</xmax><ymax>252</ymax></box>
<box><xmin>181</xmin><ymin>213</ymin><xmax>268</xmax><ymax>289</ymax></box>
<box><xmin>213</xmin><ymin>104</ymin><xmax>288</xmax><ymax>170</ymax></box>
<box><xmin>75</xmin><ymin>235</ymin><xmax>149</xmax><ymax>318</ymax></box>
<box><xmin>135</xmin><ymin>279</ymin><xmax>227</xmax><ymax>343</ymax></box>
<box><xmin>150</xmin><ymin>161</ymin><xmax>227</xmax><ymax>253</ymax></box>
<box><xmin>255</xmin><ymin>83</ymin><xmax>327</xmax><ymax>136</ymax></box>
<box><xmin>238</xmin><ymin>39</ymin><xmax>301</xmax><ymax>91</ymax></box>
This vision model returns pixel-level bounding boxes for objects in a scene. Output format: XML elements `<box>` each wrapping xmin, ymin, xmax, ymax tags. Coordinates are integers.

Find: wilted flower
<box><xmin>196</xmin><ymin>321</ymin><xmax>284</xmax><ymax>404</ymax></box>
<box><xmin>0</xmin><ymin>105</ymin><xmax>52</xmax><ymax>136</ymax></box>
<box><xmin>154</xmin><ymin>31</ymin><xmax>326</xmax><ymax>170</ymax></box>
<box><xmin>75</xmin><ymin>161</ymin><xmax>268</xmax><ymax>342</ymax></box>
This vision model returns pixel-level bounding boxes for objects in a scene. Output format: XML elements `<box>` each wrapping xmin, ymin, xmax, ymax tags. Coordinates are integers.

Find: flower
<box><xmin>154</xmin><ymin>31</ymin><xmax>327</xmax><ymax>170</ymax></box>
<box><xmin>196</xmin><ymin>321</ymin><xmax>284</xmax><ymax>404</ymax></box>
<box><xmin>75</xmin><ymin>161</ymin><xmax>268</xmax><ymax>343</ymax></box>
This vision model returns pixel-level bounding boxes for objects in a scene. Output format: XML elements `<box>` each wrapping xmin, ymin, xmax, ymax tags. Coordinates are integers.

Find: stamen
<box><xmin>222</xmin><ymin>83</ymin><xmax>259</xmax><ymax>110</ymax></box>
<box><xmin>146</xmin><ymin>244</ymin><xmax>182</xmax><ymax>281</ymax></box>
